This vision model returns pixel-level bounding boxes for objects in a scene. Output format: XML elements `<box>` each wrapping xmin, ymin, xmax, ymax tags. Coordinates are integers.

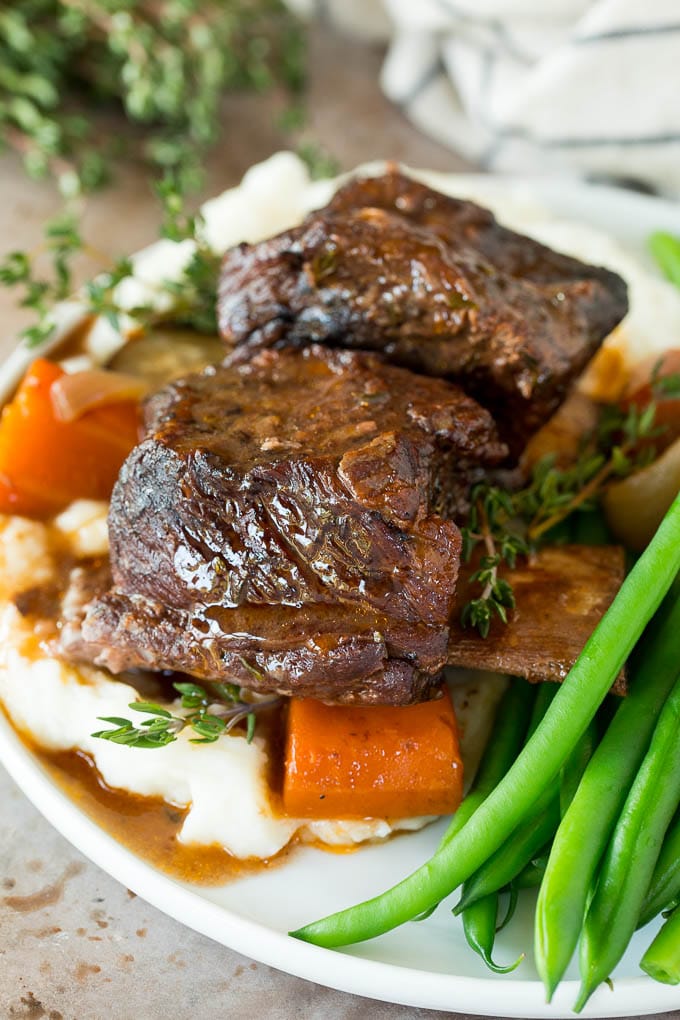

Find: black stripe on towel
<box><xmin>573</xmin><ymin>23</ymin><xmax>680</xmax><ymax>44</ymax></box>
<box><xmin>483</xmin><ymin>129</ymin><xmax>680</xmax><ymax>168</ymax></box>
<box><xmin>431</xmin><ymin>0</ymin><xmax>533</xmax><ymax>65</ymax></box>
<box><xmin>396</xmin><ymin>57</ymin><xmax>447</xmax><ymax>107</ymax></box>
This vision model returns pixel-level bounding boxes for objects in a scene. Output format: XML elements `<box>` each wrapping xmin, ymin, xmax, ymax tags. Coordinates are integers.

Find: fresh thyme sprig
<box><xmin>0</xmin><ymin>174</ymin><xmax>226</xmax><ymax>347</ymax></box>
<box><xmin>92</xmin><ymin>680</ymin><xmax>282</xmax><ymax>749</ymax></box>
<box><xmin>0</xmin><ymin>209</ymin><xmax>82</xmax><ymax>345</ymax></box>
<box><xmin>0</xmin><ymin>1</ymin><xmax>305</xmax><ymax>198</ymax></box>
<box><xmin>460</xmin><ymin>487</ymin><xmax>527</xmax><ymax>638</ymax></box>
<box><xmin>651</xmin><ymin>357</ymin><xmax>680</xmax><ymax>399</ymax></box>
<box><xmin>460</xmin><ymin>394</ymin><xmax>668</xmax><ymax>636</ymax></box>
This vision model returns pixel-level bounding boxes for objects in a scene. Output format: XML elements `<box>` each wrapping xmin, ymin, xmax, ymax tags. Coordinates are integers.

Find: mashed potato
<box><xmin>0</xmin><ymin>505</ymin><xmax>505</xmax><ymax>856</ymax></box>
<box><xmin>0</xmin><ymin>505</ymin><xmax>505</xmax><ymax>857</ymax></box>
<box><xmin>0</xmin><ymin>154</ymin><xmax>676</xmax><ymax>861</ymax></box>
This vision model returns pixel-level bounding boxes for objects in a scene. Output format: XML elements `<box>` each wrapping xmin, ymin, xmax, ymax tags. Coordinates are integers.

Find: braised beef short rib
<box><xmin>66</xmin><ymin>346</ymin><xmax>506</xmax><ymax>704</ymax></box>
<box><xmin>59</xmin><ymin>175</ymin><xmax>631</xmax><ymax>705</ymax></box>
<box><xmin>218</xmin><ymin>172</ymin><xmax>628</xmax><ymax>452</ymax></box>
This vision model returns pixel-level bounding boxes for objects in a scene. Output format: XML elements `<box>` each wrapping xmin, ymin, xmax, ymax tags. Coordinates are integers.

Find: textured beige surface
<box><xmin>0</xmin><ymin>21</ymin><xmax>675</xmax><ymax>1020</ymax></box>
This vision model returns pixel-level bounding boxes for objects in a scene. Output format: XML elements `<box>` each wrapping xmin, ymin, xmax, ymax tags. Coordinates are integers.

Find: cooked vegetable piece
<box><xmin>603</xmin><ymin>438</ymin><xmax>680</xmax><ymax>551</ymax></box>
<box><xmin>290</xmin><ymin>494</ymin><xmax>680</xmax><ymax>948</ymax></box>
<box><xmin>0</xmin><ymin>358</ymin><xmax>140</xmax><ymax>517</ymax></box>
<box><xmin>575</xmin><ymin>673</ymin><xmax>680</xmax><ymax>1011</ymax></box>
<box><xmin>639</xmin><ymin>808</ymin><xmax>680</xmax><ymax>928</ymax></box>
<box><xmin>50</xmin><ymin>368</ymin><xmax>148</xmax><ymax>422</ymax></box>
<box><xmin>640</xmin><ymin>905</ymin><xmax>680</xmax><ymax>984</ymax></box>
<box><xmin>454</xmin><ymin>793</ymin><xmax>561</xmax><ymax>915</ymax></box>
<box><xmin>453</xmin><ymin>685</ymin><xmax>561</xmax><ymax>915</ymax></box>
<box><xmin>462</xmin><ymin>893</ymin><xmax>524</xmax><ymax>974</ymax></box>
<box><xmin>441</xmin><ymin>678</ymin><xmax>535</xmax><ymax>847</ymax></box>
<box><xmin>109</xmin><ymin>327</ymin><xmax>223</xmax><ymax>387</ymax></box>
<box><xmin>535</xmin><ymin>583</ymin><xmax>680</xmax><ymax>1000</ymax></box>
<box><xmin>515</xmin><ymin>851</ymin><xmax>549</xmax><ymax>889</ymax></box>
<box><xmin>282</xmin><ymin>688</ymin><xmax>463</xmax><ymax>819</ymax></box>
<box><xmin>559</xmin><ymin>719</ymin><xmax>598</xmax><ymax>818</ymax></box>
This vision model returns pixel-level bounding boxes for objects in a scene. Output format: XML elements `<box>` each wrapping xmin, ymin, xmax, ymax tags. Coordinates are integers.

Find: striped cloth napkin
<box><xmin>291</xmin><ymin>0</ymin><xmax>680</xmax><ymax>196</ymax></box>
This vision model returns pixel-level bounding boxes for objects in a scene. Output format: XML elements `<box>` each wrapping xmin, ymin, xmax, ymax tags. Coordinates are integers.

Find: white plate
<box><xmin>2</xmin><ymin>172</ymin><xmax>680</xmax><ymax>1018</ymax></box>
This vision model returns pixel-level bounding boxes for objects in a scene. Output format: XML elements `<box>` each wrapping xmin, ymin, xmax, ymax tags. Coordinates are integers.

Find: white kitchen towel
<box><xmin>290</xmin><ymin>0</ymin><xmax>680</xmax><ymax>195</ymax></box>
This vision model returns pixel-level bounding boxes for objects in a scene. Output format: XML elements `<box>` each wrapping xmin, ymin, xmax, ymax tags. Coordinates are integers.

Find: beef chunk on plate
<box><xmin>218</xmin><ymin>172</ymin><xmax>628</xmax><ymax>453</ymax></box>
<box><xmin>59</xmin><ymin>544</ymin><xmax>628</xmax><ymax>701</ymax></box>
<box><xmin>61</xmin><ymin>584</ymin><xmax>450</xmax><ymax>705</ymax></box>
<box><xmin>67</xmin><ymin>346</ymin><xmax>506</xmax><ymax>704</ymax></box>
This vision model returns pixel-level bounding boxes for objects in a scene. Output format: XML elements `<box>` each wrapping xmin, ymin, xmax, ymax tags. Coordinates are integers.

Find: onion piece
<box><xmin>110</xmin><ymin>328</ymin><xmax>223</xmax><ymax>387</ymax></box>
<box><xmin>603</xmin><ymin>437</ymin><xmax>680</xmax><ymax>551</ymax></box>
<box><xmin>50</xmin><ymin>369</ymin><xmax>149</xmax><ymax>423</ymax></box>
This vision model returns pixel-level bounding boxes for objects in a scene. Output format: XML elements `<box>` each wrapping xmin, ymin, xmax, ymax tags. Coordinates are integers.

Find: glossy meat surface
<box><xmin>59</xmin><ymin>543</ymin><xmax>627</xmax><ymax>700</ymax></box>
<box><xmin>218</xmin><ymin>172</ymin><xmax>628</xmax><ymax>452</ymax></box>
<box><xmin>73</xmin><ymin>346</ymin><xmax>506</xmax><ymax>704</ymax></box>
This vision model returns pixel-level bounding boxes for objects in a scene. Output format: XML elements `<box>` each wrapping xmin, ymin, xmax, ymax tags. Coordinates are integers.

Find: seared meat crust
<box><xmin>58</xmin><ymin>544</ymin><xmax>627</xmax><ymax>699</ymax></box>
<box><xmin>218</xmin><ymin>172</ymin><xmax>628</xmax><ymax>452</ymax></box>
<box><xmin>70</xmin><ymin>346</ymin><xmax>506</xmax><ymax>704</ymax></box>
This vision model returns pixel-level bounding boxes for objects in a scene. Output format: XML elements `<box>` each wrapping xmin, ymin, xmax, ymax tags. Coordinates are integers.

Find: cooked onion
<box><xmin>603</xmin><ymin>437</ymin><xmax>680</xmax><ymax>551</ymax></box>
<box><xmin>110</xmin><ymin>327</ymin><xmax>224</xmax><ymax>387</ymax></box>
<box><xmin>50</xmin><ymin>369</ymin><xmax>149</xmax><ymax>423</ymax></box>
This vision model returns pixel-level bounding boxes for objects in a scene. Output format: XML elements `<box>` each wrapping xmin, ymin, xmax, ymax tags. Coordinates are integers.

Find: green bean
<box><xmin>440</xmin><ymin>677</ymin><xmax>535</xmax><ymax>847</ymax></box>
<box><xmin>496</xmin><ymin>882</ymin><xmax>519</xmax><ymax>931</ymax></box>
<box><xmin>639</xmin><ymin>808</ymin><xmax>680</xmax><ymax>928</ymax></box>
<box><xmin>649</xmin><ymin>231</ymin><xmax>680</xmax><ymax>288</ymax></box>
<box><xmin>525</xmin><ymin>682</ymin><xmax>558</xmax><ymax>741</ymax></box>
<box><xmin>640</xmin><ymin>905</ymin><xmax>680</xmax><ymax>984</ymax></box>
<box><xmin>412</xmin><ymin>678</ymin><xmax>535</xmax><ymax>923</ymax></box>
<box><xmin>559</xmin><ymin>719</ymin><xmax>598</xmax><ymax>818</ymax></box>
<box><xmin>454</xmin><ymin>685</ymin><xmax>559</xmax><ymax>913</ymax></box>
<box><xmin>290</xmin><ymin>494</ymin><xmax>680</xmax><ymax>949</ymax></box>
<box><xmin>535</xmin><ymin>584</ymin><xmax>680</xmax><ymax>1000</ymax></box>
<box><xmin>453</xmin><ymin>791</ymin><xmax>560</xmax><ymax>914</ymax></box>
<box><xmin>575</xmin><ymin>674</ymin><xmax>680</xmax><ymax>1011</ymax></box>
<box><xmin>515</xmin><ymin>850</ymin><xmax>549</xmax><ymax>889</ymax></box>
<box><xmin>462</xmin><ymin>893</ymin><xmax>524</xmax><ymax>974</ymax></box>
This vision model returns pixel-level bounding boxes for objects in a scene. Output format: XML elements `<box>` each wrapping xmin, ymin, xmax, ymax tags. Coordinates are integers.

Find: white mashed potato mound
<box><xmin>0</xmin><ymin>599</ymin><xmax>461</xmax><ymax>857</ymax></box>
<box><xmin>1</xmin><ymin>155</ymin><xmax>678</xmax><ymax>861</ymax></box>
<box><xmin>53</xmin><ymin>500</ymin><xmax>109</xmax><ymax>558</ymax></box>
<box><xmin>0</xmin><ymin>515</ymin><xmax>54</xmax><ymax>598</ymax></box>
<box><xmin>0</xmin><ymin>515</ymin><xmax>493</xmax><ymax>858</ymax></box>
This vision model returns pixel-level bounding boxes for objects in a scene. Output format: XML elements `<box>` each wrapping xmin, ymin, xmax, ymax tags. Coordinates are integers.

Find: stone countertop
<box><xmin>0</xmin><ymin>20</ymin><xmax>676</xmax><ymax>1020</ymax></box>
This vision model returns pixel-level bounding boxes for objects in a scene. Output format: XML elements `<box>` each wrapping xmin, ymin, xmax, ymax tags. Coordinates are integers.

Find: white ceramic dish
<box><xmin>2</xmin><ymin>169</ymin><xmax>680</xmax><ymax>1018</ymax></box>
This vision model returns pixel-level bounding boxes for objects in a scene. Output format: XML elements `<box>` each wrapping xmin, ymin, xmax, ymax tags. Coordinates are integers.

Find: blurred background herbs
<box><xmin>0</xmin><ymin>15</ymin><xmax>459</xmax><ymax>346</ymax></box>
<box><xmin>0</xmin><ymin>0</ymin><xmax>306</xmax><ymax>199</ymax></box>
<box><xmin>0</xmin><ymin>0</ymin><xmax>315</xmax><ymax>345</ymax></box>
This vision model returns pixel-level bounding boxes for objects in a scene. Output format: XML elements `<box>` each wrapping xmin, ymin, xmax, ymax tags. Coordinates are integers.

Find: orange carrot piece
<box><xmin>0</xmin><ymin>358</ymin><xmax>140</xmax><ymax>518</ymax></box>
<box><xmin>283</xmin><ymin>687</ymin><xmax>463</xmax><ymax>819</ymax></box>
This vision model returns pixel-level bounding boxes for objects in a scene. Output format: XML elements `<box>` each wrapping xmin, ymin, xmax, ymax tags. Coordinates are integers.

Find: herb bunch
<box><xmin>93</xmin><ymin>679</ymin><xmax>281</xmax><ymax>749</ymax></box>
<box><xmin>0</xmin><ymin>0</ymin><xmax>304</xmax><ymax>198</ymax></box>
<box><xmin>0</xmin><ymin>141</ymin><xmax>339</xmax><ymax>348</ymax></box>
<box><xmin>461</xmin><ymin>390</ymin><xmax>672</xmax><ymax>637</ymax></box>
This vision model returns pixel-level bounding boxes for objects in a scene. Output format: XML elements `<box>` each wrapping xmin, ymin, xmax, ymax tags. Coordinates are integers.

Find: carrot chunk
<box><xmin>0</xmin><ymin>358</ymin><xmax>140</xmax><ymax>518</ymax></box>
<box><xmin>283</xmin><ymin>688</ymin><xmax>463</xmax><ymax>819</ymax></box>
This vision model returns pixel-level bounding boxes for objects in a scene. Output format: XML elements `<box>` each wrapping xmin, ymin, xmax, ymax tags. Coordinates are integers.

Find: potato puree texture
<box><xmin>0</xmin><ymin>503</ymin><xmax>505</xmax><ymax>858</ymax></box>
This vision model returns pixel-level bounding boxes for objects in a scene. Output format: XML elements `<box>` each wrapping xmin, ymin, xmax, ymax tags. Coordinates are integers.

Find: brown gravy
<box><xmin>35</xmin><ymin>745</ymin><xmax>291</xmax><ymax>885</ymax></box>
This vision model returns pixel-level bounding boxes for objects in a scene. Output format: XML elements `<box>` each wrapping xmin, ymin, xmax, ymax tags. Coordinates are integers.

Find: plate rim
<box><xmin>2</xmin><ymin>168</ymin><xmax>680</xmax><ymax>1018</ymax></box>
<box><xmin>2</xmin><ymin>710</ymin><xmax>678</xmax><ymax>1019</ymax></box>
